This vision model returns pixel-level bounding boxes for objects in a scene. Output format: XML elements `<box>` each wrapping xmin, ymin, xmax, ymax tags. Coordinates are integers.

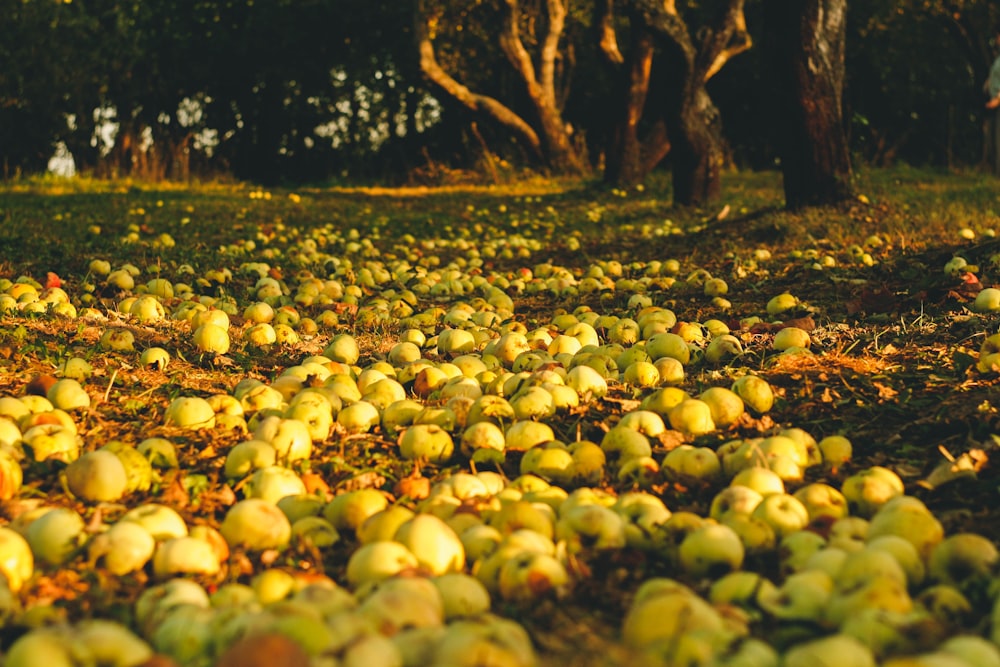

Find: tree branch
<box><xmin>540</xmin><ymin>0</ymin><xmax>567</xmax><ymax>108</ymax></box>
<box><xmin>498</xmin><ymin>0</ymin><xmax>542</xmax><ymax>97</ymax></box>
<box><xmin>595</xmin><ymin>0</ymin><xmax>624</xmax><ymax>65</ymax></box>
<box><xmin>414</xmin><ymin>0</ymin><xmax>542</xmax><ymax>158</ymax></box>
<box><xmin>697</xmin><ymin>0</ymin><xmax>752</xmax><ymax>82</ymax></box>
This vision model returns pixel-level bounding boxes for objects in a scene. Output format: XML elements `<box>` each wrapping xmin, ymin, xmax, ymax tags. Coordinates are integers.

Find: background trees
<box><xmin>1</xmin><ymin>0</ymin><xmax>999</xmax><ymax>202</ymax></box>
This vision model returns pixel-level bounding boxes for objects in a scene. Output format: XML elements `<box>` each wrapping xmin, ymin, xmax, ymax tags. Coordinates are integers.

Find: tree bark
<box><xmin>609</xmin><ymin>0</ymin><xmax>750</xmax><ymax>203</ymax></box>
<box><xmin>604</xmin><ymin>29</ymin><xmax>658</xmax><ymax>184</ymax></box>
<box><xmin>764</xmin><ymin>0</ymin><xmax>853</xmax><ymax>209</ymax></box>
<box><xmin>414</xmin><ymin>0</ymin><xmax>585</xmax><ymax>174</ymax></box>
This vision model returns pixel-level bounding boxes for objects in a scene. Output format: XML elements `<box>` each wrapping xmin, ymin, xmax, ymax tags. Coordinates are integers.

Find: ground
<box><xmin>0</xmin><ymin>166</ymin><xmax>998</xmax><ymax>665</ymax></box>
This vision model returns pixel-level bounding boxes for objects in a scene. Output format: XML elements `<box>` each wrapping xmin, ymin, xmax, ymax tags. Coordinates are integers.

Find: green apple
<box><xmin>645</xmin><ymin>333</ymin><xmax>690</xmax><ymax>364</ymax></box>
<box><xmin>0</xmin><ymin>527</ymin><xmax>33</xmax><ymax>591</ymax></box>
<box><xmin>678</xmin><ymin>523</ymin><xmax>745</xmax><ymax>578</ymax></box>
<box><xmin>928</xmin><ymin>532</ymin><xmax>998</xmax><ymax>592</ymax></box>
<box><xmin>710</xmin><ymin>485</ymin><xmax>764</xmax><ymax>521</ymax></box>
<box><xmin>65</xmin><ymin>450</ymin><xmax>128</xmax><ymax>502</ymax></box>
<box><xmin>220</xmin><ymin>499</ymin><xmax>292</xmax><ymax>551</ymax></box>
<box><xmin>26</xmin><ymin>507</ymin><xmax>86</xmax><ymax>566</ymax></box>
<box><xmin>867</xmin><ymin>496</ymin><xmax>944</xmax><ymax>561</ymax></box>
<box><xmin>662</xmin><ymin>445</ymin><xmax>722</xmax><ymax>484</ymax></box>
<box><xmin>46</xmin><ymin>378</ymin><xmax>90</xmax><ymax>411</ymax></box>
<box><xmin>394</xmin><ymin>513</ymin><xmax>465</xmax><ymax>575</ymax></box>
<box><xmin>704</xmin><ymin>334</ymin><xmax>743</xmax><ymax>365</ymax></box>
<box><xmin>841</xmin><ymin>466</ymin><xmax>904</xmax><ymax>517</ymax></box>
<box><xmin>793</xmin><ymin>483</ymin><xmax>849</xmax><ymax>523</ymax></box>
<box><xmin>783</xmin><ymin>634</ymin><xmax>875</xmax><ymax>667</ymax></box>
<box><xmin>497</xmin><ymin>550</ymin><xmax>568</xmax><ymax>601</ymax></box>
<box><xmin>152</xmin><ymin>536</ymin><xmax>221</xmax><ymax>578</ymax></box>
<box><xmin>555</xmin><ymin>503</ymin><xmax>627</xmax><ymax>553</ymax></box>
<box><xmin>164</xmin><ymin>396</ymin><xmax>216</xmax><ymax>429</ymax></box>
<box><xmin>668</xmin><ymin>399</ymin><xmax>715</xmax><ymax>436</ymax></box>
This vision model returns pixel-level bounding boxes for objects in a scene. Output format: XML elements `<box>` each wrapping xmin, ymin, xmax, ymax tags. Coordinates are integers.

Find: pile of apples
<box><xmin>0</xmin><ymin>212</ymin><xmax>997</xmax><ymax>667</ymax></box>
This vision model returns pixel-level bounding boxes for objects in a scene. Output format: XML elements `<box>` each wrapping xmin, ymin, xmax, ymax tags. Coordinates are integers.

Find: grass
<box><xmin>0</xmin><ymin>166</ymin><xmax>999</xmax><ymax>664</ymax></box>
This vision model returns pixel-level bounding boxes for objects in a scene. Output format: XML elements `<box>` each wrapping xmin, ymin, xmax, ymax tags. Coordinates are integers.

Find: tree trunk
<box><xmin>604</xmin><ymin>30</ymin><xmax>657</xmax><ymax>185</ymax></box>
<box><xmin>414</xmin><ymin>0</ymin><xmax>585</xmax><ymax>175</ymax></box>
<box><xmin>610</xmin><ymin>0</ymin><xmax>750</xmax><ymax>202</ymax></box>
<box><xmin>764</xmin><ymin>0</ymin><xmax>853</xmax><ymax>209</ymax></box>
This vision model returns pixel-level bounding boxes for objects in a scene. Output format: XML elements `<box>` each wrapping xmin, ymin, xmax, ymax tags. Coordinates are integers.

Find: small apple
<box><xmin>783</xmin><ymin>634</ymin><xmax>875</xmax><ymax>667</ymax></box>
<box><xmin>668</xmin><ymin>399</ymin><xmax>716</xmax><ymax>436</ymax></box>
<box><xmin>678</xmin><ymin>523</ymin><xmax>745</xmax><ymax>578</ymax></box>
<box><xmin>220</xmin><ymin>498</ymin><xmax>292</xmax><ymax>551</ymax></box>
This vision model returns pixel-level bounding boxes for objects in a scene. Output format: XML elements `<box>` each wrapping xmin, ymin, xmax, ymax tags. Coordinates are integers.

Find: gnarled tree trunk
<box><xmin>764</xmin><ymin>0</ymin><xmax>853</xmax><ymax>209</ymax></box>
<box><xmin>414</xmin><ymin>0</ymin><xmax>586</xmax><ymax>175</ymax></box>
<box><xmin>606</xmin><ymin>0</ymin><xmax>751</xmax><ymax>204</ymax></box>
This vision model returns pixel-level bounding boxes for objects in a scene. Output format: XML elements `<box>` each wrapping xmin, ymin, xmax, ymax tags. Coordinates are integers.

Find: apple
<box><xmin>645</xmin><ymin>332</ymin><xmax>690</xmax><ymax>364</ymax></box>
<box><xmin>928</xmin><ymin>532</ymin><xmax>998</xmax><ymax>592</ymax></box>
<box><xmin>667</xmin><ymin>399</ymin><xmax>716</xmax><ymax>436</ymax></box>
<box><xmin>662</xmin><ymin>445</ymin><xmax>722</xmax><ymax>484</ymax></box>
<box><xmin>220</xmin><ymin>498</ymin><xmax>292</xmax><ymax>551</ymax></box>
<box><xmin>678</xmin><ymin>523</ymin><xmax>744</xmax><ymax>578</ymax></box>
<box><xmin>337</xmin><ymin>400</ymin><xmax>381</xmax><ymax>433</ymax></box>
<box><xmin>399</xmin><ymin>424</ymin><xmax>455</xmax><ymax>463</ymax></box>
<box><xmin>818</xmin><ymin>434</ymin><xmax>853</xmax><ymax>471</ymax></box>
<box><xmin>88</xmin><ymin>520</ymin><xmax>156</xmax><ymax>576</ymax></box>
<box><xmin>565</xmin><ymin>365</ymin><xmax>609</xmax><ymax>398</ymax></box>
<box><xmin>497</xmin><ymin>550</ymin><xmax>569</xmax><ymax>601</ymax></box>
<box><xmin>841</xmin><ymin>466</ymin><xmax>905</xmax><ymax>517</ymax></box>
<box><xmin>555</xmin><ymin>503</ymin><xmax>627</xmax><ymax>552</ymax></box>
<box><xmin>71</xmin><ymin>619</ymin><xmax>154</xmax><ymax>667</ymax></box>
<box><xmin>430</xmin><ymin>615</ymin><xmax>537</xmax><ymax>667</ymax></box>
<box><xmin>152</xmin><ymin>536</ymin><xmax>222</xmax><ymax>578</ymax></box>
<box><xmin>255</xmin><ymin>416</ymin><xmax>313</xmax><ymax>462</ymax></box>
<box><xmin>46</xmin><ymin>378</ymin><xmax>90</xmax><ymax>411</ymax></box>
<box><xmin>394</xmin><ymin>513</ymin><xmax>465</xmax><ymax>575</ymax></box>
<box><xmin>164</xmin><ymin>396</ymin><xmax>217</xmax><ymax>430</ymax></box>
<box><xmin>773</xmin><ymin>326</ymin><xmax>811</xmax><ymax>351</ymax></box>
<box><xmin>825</xmin><ymin>576</ymin><xmax>913</xmax><ymax>628</ymax></box>
<box><xmin>708</xmin><ymin>571</ymin><xmax>777</xmax><ymax>607</ymax></box>
<box><xmin>433</xmin><ymin>573</ymin><xmax>491</xmax><ymax>620</ymax></box>
<box><xmin>698</xmin><ymin>386</ymin><xmax>745</xmax><ymax>427</ymax></box>
<box><xmin>244</xmin><ymin>465</ymin><xmax>306</xmax><ymax>504</ymax></box>
<box><xmin>766</xmin><ymin>293</ymin><xmax>798</xmax><ymax>316</ymax></box>
<box><xmin>139</xmin><ymin>347</ymin><xmax>170</xmax><ymax>371</ymax></box>
<box><xmin>60</xmin><ymin>357</ymin><xmax>94</xmax><ymax>381</ymax></box>
<box><xmin>793</xmin><ymin>483</ymin><xmax>849</xmax><ymax>523</ymax></box>
<box><xmin>193</xmin><ymin>322</ymin><xmax>230</xmax><ymax>354</ymax></box>
<box><xmin>778</xmin><ymin>530</ymin><xmax>827</xmax><ymax>574</ymax></box>
<box><xmin>710</xmin><ymin>485</ymin><xmax>764</xmax><ymax>521</ymax></box>
<box><xmin>4</xmin><ymin>629</ymin><xmax>75</xmax><ymax>667</ymax></box>
<box><xmin>622</xmin><ymin>586</ymin><xmax>725</xmax><ymax>649</ymax></box>
<box><xmin>731</xmin><ymin>467</ymin><xmax>785</xmax><ymax>496</ymax></box>
<box><xmin>0</xmin><ymin>527</ymin><xmax>33</xmax><ymax>592</ymax></box>
<box><xmin>759</xmin><ymin>569</ymin><xmax>833</xmax><ymax>622</ymax></box>
<box><xmin>783</xmin><ymin>634</ymin><xmax>875</xmax><ymax>667</ymax></box>
<box><xmin>600</xmin><ymin>427</ymin><xmax>652</xmax><ymax>460</ymax></box>
<box><xmin>224</xmin><ymin>439</ymin><xmax>277</xmax><ymax>480</ymax></box>
<box><xmin>489</xmin><ymin>500</ymin><xmax>556</xmax><ymax>540</ymax></box>
<box><xmin>835</xmin><ymin>548</ymin><xmax>908</xmax><ymax>594</ymax></box>
<box><xmin>505</xmin><ymin>421</ymin><xmax>555</xmax><ymax>451</ymax></box>
<box><xmin>26</xmin><ymin>507</ymin><xmax>86</xmax><ymax>566</ymax></box>
<box><xmin>65</xmin><ymin>450</ymin><xmax>128</xmax><ymax>502</ymax></box>
<box><xmin>939</xmin><ymin>635</ymin><xmax>1000</xmax><ymax>667</ymax></box>
<box><xmin>704</xmin><ymin>334</ymin><xmax>743</xmax><ymax>365</ymax></box>
<box><xmin>867</xmin><ymin>496</ymin><xmax>944</xmax><ymax>561</ymax></box>
<box><xmin>99</xmin><ymin>327</ymin><xmax>135</xmax><ymax>352</ymax></box>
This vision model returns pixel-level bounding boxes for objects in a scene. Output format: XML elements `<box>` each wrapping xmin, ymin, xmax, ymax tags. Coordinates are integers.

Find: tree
<box><xmin>602</xmin><ymin>0</ymin><xmax>752</xmax><ymax>205</ymax></box>
<box><xmin>764</xmin><ymin>0</ymin><xmax>853</xmax><ymax>209</ymax></box>
<box><xmin>414</xmin><ymin>0</ymin><xmax>587</xmax><ymax>175</ymax></box>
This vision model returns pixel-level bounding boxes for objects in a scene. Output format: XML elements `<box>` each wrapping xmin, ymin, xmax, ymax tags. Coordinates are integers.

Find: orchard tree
<box><xmin>764</xmin><ymin>0</ymin><xmax>853</xmax><ymax>209</ymax></box>
<box><xmin>415</xmin><ymin>0</ymin><xmax>588</xmax><ymax>175</ymax></box>
<box><xmin>601</xmin><ymin>0</ymin><xmax>752</xmax><ymax>205</ymax></box>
